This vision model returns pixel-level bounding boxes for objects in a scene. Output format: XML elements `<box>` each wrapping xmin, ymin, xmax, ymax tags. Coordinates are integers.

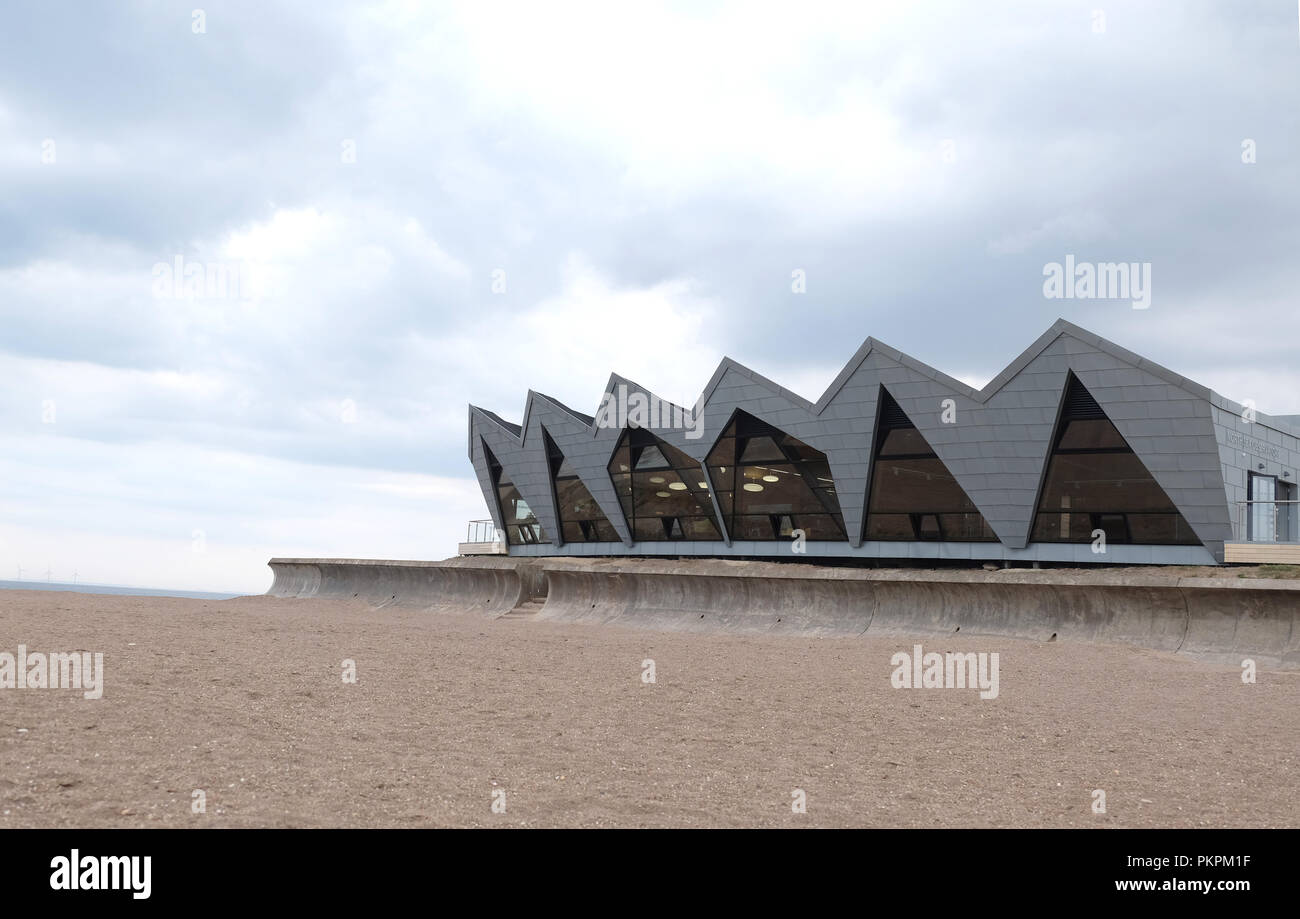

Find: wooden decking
<box><xmin>1224</xmin><ymin>542</ymin><xmax>1300</xmax><ymax>564</ymax></box>
<box><xmin>458</xmin><ymin>540</ymin><xmax>508</xmax><ymax>556</ymax></box>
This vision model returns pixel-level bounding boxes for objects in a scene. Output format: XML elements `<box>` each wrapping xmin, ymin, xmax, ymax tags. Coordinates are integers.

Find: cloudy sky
<box><xmin>2</xmin><ymin>0</ymin><xmax>1297</xmax><ymax>593</ymax></box>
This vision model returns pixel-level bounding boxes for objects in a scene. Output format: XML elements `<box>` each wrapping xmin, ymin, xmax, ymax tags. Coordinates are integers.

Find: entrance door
<box><xmin>1278</xmin><ymin>481</ymin><xmax>1297</xmax><ymax>542</ymax></box>
<box><xmin>1248</xmin><ymin>473</ymin><xmax>1277</xmax><ymax>542</ymax></box>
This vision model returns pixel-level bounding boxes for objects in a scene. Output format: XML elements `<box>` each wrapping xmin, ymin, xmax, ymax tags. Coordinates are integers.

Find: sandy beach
<box><xmin>1</xmin><ymin>589</ymin><xmax>1296</xmax><ymax>828</ymax></box>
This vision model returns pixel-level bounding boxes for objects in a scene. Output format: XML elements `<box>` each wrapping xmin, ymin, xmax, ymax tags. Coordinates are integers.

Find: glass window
<box><xmin>1278</xmin><ymin>482</ymin><xmax>1298</xmax><ymax>543</ymax></box>
<box><xmin>1056</xmin><ymin>418</ymin><xmax>1127</xmax><ymax>451</ymax></box>
<box><xmin>863</xmin><ymin>391</ymin><xmax>997</xmax><ymax>542</ymax></box>
<box><xmin>1032</xmin><ymin>376</ymin><xmax>1199</xmax><ymax>546</ymax></box>
<box><xmin>705</xmin><ymin>412</ymin><xmax>846</xmax><ymax>541</ymax></box>
<box><xmin>877</xmin><ymin>427</ymin><xmax>931</xmax><ymax>457</ymax></box>
<box><xmin>739</xmin><ymin>436</ymin><xmax>785</xmax><ymax>463</ymax></box>
<box><xmin>864</xmin><ymin>513</ymin><xmax>915</xmax><ymax>541</ymax></box>
<box><xmin>607</xmin><ymin>428</ymin><xmax>722</xmax><ymax>541</ymax></box>
<box><xmin>1248</xmin><ymin>473</ymin><xmax>1277</xmax><ymax>543</ymax></box>
<box><xmin>634</xmin><ymin>445</ymin><xmax>670</xmax><ymax>469</ymax></box>
<box><xmin>483</xmin><ymin>441</ymin><xmax>546</xmax><ymax>546</ymax></box>
<box><xmin>545</xmin><ymin>432</ymin><xmax>619</xmax><ymax>543</ymax></box>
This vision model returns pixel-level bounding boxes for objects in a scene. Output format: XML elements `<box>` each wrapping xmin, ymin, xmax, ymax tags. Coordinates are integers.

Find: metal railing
<box><xmin>1233</xmin><ymin>500</ymin><xmax>1300</xmax><ymax>544</ymax></box>
<box><xmin>465</xmin><ymin>519</ymin><xmax>503</xmax><ymax>544</ymax></box>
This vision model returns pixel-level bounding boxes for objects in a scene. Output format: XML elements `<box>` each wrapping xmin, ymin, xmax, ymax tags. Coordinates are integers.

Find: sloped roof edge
<box><xmin>470</xmin><ymin>319</ymin><xmax>1274</xmax><ymax>444</ymax></box>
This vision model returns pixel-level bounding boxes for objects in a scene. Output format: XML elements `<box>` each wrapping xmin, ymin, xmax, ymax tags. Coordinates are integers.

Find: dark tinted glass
<box><xmin>607</xmin><ymin>428</ymin><xmax>721</xmax><ymax>541</ymax></box>
<box><xmin>705</xmin><ymin>412</ymin><xmax>846</xmax><ymax>541</ymax></box>
<box><xmin>543</xmin><ymin>431</ymin><xmax>618</xmax><ymax>544</ymax></box>
<box><xmin>863</xmin><ymin>391</ymin><xmax>997</xmax><ymax>542</ymax></box>
<box><xmin>484</xmin><ymin>441</ymin><xmax>546</xmax><ymax>545</ymax></box>
<box><xmin>1032</xmin><ymin>376</ymin><xmax>1199</xmax><ymax>546</ymax></box>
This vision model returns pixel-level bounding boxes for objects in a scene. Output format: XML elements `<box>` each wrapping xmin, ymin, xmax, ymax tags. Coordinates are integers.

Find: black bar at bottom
<box><xmin>0</xmin><ymin>828</ymin><xmax>1289</xmax><ymax>906</ymax></box>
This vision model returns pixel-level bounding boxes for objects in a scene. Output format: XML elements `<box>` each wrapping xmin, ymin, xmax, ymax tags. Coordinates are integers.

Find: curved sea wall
<box><xmin>266</xmin><ymin>557</ymin><xmax>1299</xmax><ymax>667</ymax></box>
<box><xmin>267</xmin><ymin>557</ymin><xmax>546</xmax><ymax>616</ymax></box>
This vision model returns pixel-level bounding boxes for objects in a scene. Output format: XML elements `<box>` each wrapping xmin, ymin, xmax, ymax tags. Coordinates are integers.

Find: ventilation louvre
<box><xmin>1061</xmin><ymin>376</ymin><xmax>1105</xmax><ymax>420</ymax></box>
<box><xmin>877</xmin><ymin>391</ymin><xmax>912</xmax><ymax>429</ymax></box>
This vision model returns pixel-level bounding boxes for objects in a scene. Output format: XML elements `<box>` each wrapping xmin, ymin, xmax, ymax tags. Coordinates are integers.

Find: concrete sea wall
<box><xmin>267</xmin><ymin>557</ymin><xmax>1299</xmax><ymax>668</ymax></box>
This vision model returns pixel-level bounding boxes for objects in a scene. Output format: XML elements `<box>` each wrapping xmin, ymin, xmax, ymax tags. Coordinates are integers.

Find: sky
<box><xmin>1</xmin><ymin>0</ymin><xmax>1298</xmax><ymax>593</ymax></box>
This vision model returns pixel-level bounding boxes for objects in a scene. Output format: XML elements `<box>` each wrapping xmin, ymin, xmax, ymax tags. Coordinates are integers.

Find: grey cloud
<box><xmin>2</xmin><ymin>0</ymin><xmax>1299</xmax><ymax>494</ymax></box>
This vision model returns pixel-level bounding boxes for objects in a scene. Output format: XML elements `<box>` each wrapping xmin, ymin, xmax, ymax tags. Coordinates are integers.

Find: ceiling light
<box><xmin>762</xmin><ymin>475</ymin><xmax>779</xmax><ymax>483</ymax></box>
<box><xmin>698</xmin><ymin>482</ymin><xmax>708</xmax><ymax>489</ymax></box>
<box><xmin>743</xmin><ymin>483</ymin><xmax>763</xmax><ymax>492</ymax></box>
<box><xmin>656</xmin><ymin>491</ymin><xmax>670</xmax><ymax>498</ymax></box>
<box><xmin>649</xmin><ymin>476</ymin><xmax>666</xmax><ymax>484</ymax></box>
<box><xmin>668</xmin><ymin>482</ymin><xmax>687</xmax><ymax>491</ymax></box>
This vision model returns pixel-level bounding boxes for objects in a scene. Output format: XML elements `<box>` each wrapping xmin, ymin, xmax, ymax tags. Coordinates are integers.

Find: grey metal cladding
<box><xmin>1209</xmin><ymin>394</ymin><xmax>1300</xmax><ymax>540</ymax></box>
<box><xmin>526</xmin><ymin>391</ymin><xmax>633</xmax><ymax>546</ymax></box>
<box><xmin>470</xmin><ymin>398</ymin><xmax>561</xmax><ymax>543</ymax></box>
<box><xmin>468</xmin><ymin>319</ymin><xmax>1253</xmax><ymax>556</ymax></box>
<box><xmin>1068</xmin><ymin>357</ymin><xmax>1232</xmax><ymax>545</ymax></box>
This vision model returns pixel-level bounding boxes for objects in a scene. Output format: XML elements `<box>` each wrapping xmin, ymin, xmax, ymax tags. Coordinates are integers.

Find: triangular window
<box><xmin>543</xmin><ymin>429</ymin><xmax>617</xmax><ymax>543</ymax></box>
<box><xmin>862</xmin><ymin>390</ymin><xmax>996</xmax><ymax>542</ymax></box>
<box><xmin>483</xmin><ymin>440</ymin><xmax>546</xmax><ymax>545</ymax></box>
<box><xmin>608</xmin><ymin>428</ymin><xmax>722</xmax><ymax>541</ymax></box>
<box><xmin>1031</xmin><ymin>375</ymin><xmax>1199</xmax><ymax>545</ymax></box>
<box><xmin>705</xmin><ymin>411</ymin><xmax>846</xmax><ymax>541</ymax></box>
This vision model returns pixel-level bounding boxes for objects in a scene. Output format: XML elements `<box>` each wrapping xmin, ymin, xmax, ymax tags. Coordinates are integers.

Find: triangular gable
<box><xmin>862</xmin><ymin>388</ymin><xmax>998</xmax><ymax>543</ymax></box>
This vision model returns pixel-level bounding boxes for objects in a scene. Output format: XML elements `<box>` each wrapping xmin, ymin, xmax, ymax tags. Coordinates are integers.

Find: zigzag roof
<box><xmin>470</xmin><ymin>318</ymin><xmax>1285</xmax><ymax>443</ymax></box>
<box><xmin>468</xmin><ymin>318</ymin><xmax>1299</xmax><ymax>556</ymax></box>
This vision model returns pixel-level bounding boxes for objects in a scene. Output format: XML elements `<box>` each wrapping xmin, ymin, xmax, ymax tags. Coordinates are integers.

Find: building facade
<box><xmin>468</xmin><ymin>320</ymin><xmax>1300</xmax><ymax>565</ymax></box>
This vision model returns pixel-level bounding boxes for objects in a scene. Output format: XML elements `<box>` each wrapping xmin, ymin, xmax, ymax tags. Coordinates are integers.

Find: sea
<box><xmin>0</xmin><ymin>580</ymin><xmax>241</xmax><ymax>600</ymax></box>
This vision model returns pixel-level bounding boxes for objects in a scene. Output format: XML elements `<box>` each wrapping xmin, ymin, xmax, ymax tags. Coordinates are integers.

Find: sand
<box><xmin>1</xmin><ymin>589</ymin><xmax>1295</xmax><ymax>828</ymax></box>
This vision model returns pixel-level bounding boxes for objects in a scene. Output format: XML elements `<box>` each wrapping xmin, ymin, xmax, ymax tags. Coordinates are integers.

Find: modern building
<box><xmin>467</xmin><ymin>320</ymin><xmax>1299</xmax><ymax>566</ymax></box>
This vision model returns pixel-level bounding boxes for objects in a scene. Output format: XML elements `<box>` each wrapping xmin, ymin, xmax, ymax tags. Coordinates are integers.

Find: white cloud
<box><xmin>0</xmin><ymin>435</ymin><xmax>487</xmax><ymax>594</ymax></box>
<box><xmin>2</xmin><ymin>0</ymin><xmax>1298</xmax><ymax>593</ymax></box>
<box><xmin>986</xmin><ymin>212</ymin><xmax>1116</xmax><ymax>257</ymax></box>
<box><xmin>365</xmin><ymin>0</ymin><xmax>963</xmax><ymax>225</ymax></box>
